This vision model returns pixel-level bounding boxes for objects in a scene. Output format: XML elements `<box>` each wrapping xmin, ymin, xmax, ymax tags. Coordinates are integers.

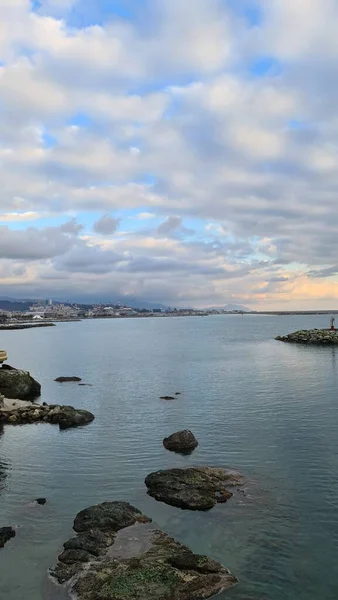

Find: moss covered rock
<box><xmin>51</xmin><ymin>502</ymin><xmax>236</xmax><ymax>599</ymax></box>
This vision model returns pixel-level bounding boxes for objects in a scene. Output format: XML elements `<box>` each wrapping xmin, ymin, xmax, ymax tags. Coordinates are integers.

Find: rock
<box><xmin>42</xmin><ymin>402</ymin><xmax>48</xmax><ymax>406</ymax></box>
<box><xmin>163</xmin><ymin>429</ymin><xmax>198</xmax><ymax>454</ymax></box>
<box><xmin>0</xmin><ymin>365</ymin><xmax>41</xmax><ymax>400</ymax></box>
<box><xmin>58</xmin><ymin>407</ymin><xmax>95</xmax><ymax>430</ymax></box>
<box><xmin>36</xmin><ymin>498</ymin><xmax>47</xmax><ymax>505</ymax></box>
<box><xmin>0</xmin><ymin>526</ymin><xmax>15</xmax><ymax>548</ymax></box>
<box><xmin>175</xmin><ymin>392</ymin><xmax>181</xmax><ymax>395</ymax></box>
<box><xmin>78</xmin><ymin>383</ymin><xmax>92</xmax><ymax>387</ymax></box>
<box><xmin>63</xmin><ymin>530</ymin><xmax>112</xmax><ymax>557</ymax></box>
<box><xmin>145</xmin><ymin>467</ymin><xmax>244</xmax><ymax>511</ymax></box>
<box><xmin>55</xmin><ymin>376</ymin><xmax>82</xmax><ymax>383</ymax></box>
<box><xmin>50</xmin><ymin>502</ymin><xmax>237</xmax><ymax>599</ymax></box>
<box><xmin>276</xmin><ymin>329</ymin><xmax>338</xmax><ymax>345</ymax></box>
<box><xmin>160</xmin><ymin>396</ymin><xmax>175</xmax><ymax>400</ymax></box>
<box><xmin>73</xmin><ymin>501</ymin><xmax>148</xmax><ymax>534</ymax></box>
<box><xmin>8</xmin><ymin>415</ymin><xmax>17</xmax><ymax>424</ymax></box>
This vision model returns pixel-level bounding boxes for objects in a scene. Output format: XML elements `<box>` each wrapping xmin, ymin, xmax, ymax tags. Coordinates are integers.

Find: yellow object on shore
<box><xmin>0</xmin><ymin>350</ymin><xmax>8</xmax><ymax>364</ymax></box>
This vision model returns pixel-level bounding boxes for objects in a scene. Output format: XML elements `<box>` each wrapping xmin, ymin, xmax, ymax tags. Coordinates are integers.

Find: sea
<box><xmin>1</xmin><ymin>314</ymin><xmax>338</xmax><ymax>600</ymax></box>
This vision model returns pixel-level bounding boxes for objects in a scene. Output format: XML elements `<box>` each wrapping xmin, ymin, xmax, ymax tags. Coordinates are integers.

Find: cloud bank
<box><xmin>1</xmin><ymin>0</ymin><xmax>338</xmax><ymax>308</ymax></box>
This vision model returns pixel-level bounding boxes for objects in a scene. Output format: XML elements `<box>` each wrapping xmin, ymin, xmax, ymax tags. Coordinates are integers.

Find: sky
<box><xmin>1</xmin><ymin>0</ymin><xmax>338</xmax><ymax>309</ymax></box>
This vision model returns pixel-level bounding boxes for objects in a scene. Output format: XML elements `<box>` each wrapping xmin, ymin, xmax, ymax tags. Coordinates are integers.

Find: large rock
<box><xmin>163</xmin><ymin>429</ymin><xmax>198</xmax><ymax>454</ymax></box>
<box><xmin>145</xmin><ymin>467</ymin><xmax>244</xmax><ymax>511</ymax></box>
<box><xmin>0</xmin><ymin>365</ymin><xmax>41</xmax><ymax>400</ymax></box>
<box><xmin>0</xmin><ymin>527</ymin><xmax>15</xmax><ymax>548</ymax></box>
<box><xmin>50</xmin><ymin>501</ymin><xmax>237</xmax><ymax>599</ymax></box>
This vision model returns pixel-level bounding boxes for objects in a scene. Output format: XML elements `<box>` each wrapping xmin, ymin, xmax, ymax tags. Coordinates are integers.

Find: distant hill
<box><xmin>224</xmin><ymin>304</ymin><xmax>251</xmax><ymax>312</ymax></box>
<box><xmin>0</xmin><ymin>300</ymin><xmax>32</xmax><ymax>312</ymax></box>
<box><xmin>0</xmin><ymin>296</ymin><xmax>168</xmax><ymax>312</ymax></box>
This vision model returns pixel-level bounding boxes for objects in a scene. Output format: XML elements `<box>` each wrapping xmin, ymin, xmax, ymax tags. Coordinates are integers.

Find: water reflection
<box><xmin>0</xmin><ymin>424</ymin><xmax>10</xmax><ymax>494</ymax></box>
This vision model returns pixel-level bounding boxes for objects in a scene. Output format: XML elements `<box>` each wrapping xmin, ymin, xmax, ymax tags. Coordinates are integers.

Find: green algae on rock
<box><xmin>51</xmin><ymin>501</ymin><xmax>237</xmax><ymax>599</ymax></box>
<box><xmin>276</xmin><ymin>329</ymin><xmax>338</xmax><ymax>344</ymax></box>
<box><xmin>145</xmin><ymin>467</ymin><xmax>244</xmax><ymax>511</ymax></box>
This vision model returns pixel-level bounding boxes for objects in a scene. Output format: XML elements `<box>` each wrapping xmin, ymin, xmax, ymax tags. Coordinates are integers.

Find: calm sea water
<box><xmin>1</xmin><ymin>315</ymin><xmax>338</xmax><ymax>600</ymax></box>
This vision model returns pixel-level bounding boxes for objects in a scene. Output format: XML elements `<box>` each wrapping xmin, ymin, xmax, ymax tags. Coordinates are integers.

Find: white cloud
<box><xmin>1</xmin><ymin>0</ymin><xmax>338</xmax><ymax>308</ymax></box>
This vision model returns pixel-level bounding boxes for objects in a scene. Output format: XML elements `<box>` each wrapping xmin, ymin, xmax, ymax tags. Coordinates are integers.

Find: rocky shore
<box><xmin>276</xmin><ymin>329</ymin><xmax>338</xmax><ymax>344</ymax></box>
<box><xmin>51</xmin><ymin>501</ymin><xmax>237</xmax><ymax>599</ymax></box>
<box><xmin>0</xmin><ymin>397</ymin><xmax>94</xmax><ymax>429</ymax></box>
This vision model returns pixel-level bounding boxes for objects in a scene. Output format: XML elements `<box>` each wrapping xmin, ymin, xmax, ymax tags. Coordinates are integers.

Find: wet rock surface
<box><xmin>0</xmin><ymin>527</ymin><xmax>16</xmax><ymax>548</ymax></box>
<box><xmin>145</xmin><ymin>467</ymin><xmax>244</xmax><ymax>510</ymax></box>
<box><xmin>51</xmin><ymin>501</ymin><xmax>236</xmax><ymax>599</ymax></box>
<box><xmin>276</xmin><ymin>329</ymin><xmax>338</xmax><ymax>344</ymax></box>
<box><xmin>0</xmin><ymin>365</ymin><xmax>41</xmax><ymax>400</ymax></box>
<box><xmin>0</xmin><ymin>403</ymin><xmax>94</xmax><ymax>429</ymax></box>
<box><xmin>163</xmin><ymin>429</ymin><xmax>198</xmax><ymax>454</ymax></box>
<box><xmin>160</xmin><ymin>395</ymin><xmax>175</xmax><ymax>400</ymax></box>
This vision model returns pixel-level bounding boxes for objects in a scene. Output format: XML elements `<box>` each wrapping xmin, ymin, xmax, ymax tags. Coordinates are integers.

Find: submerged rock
<box><xmin>36</xmin><ymin>498</ymin><xmax>47</xmax><ymax>505</ymax></box>
<box><xmin>0</xmin><ymin>527</ymin><xmax>15</xmax><ymax>548</ymax></box>
<box><xmin>276</xmin><ymin>329</ymin><xmax>338</xmax><ymax>344</ymax></box>
<box><xmin>163</xmin><ymin>429</ymin><xmax>198</xmax><ymax>454</ymax></box>
<box><xmin>55</xmin><ymin>376</ymin><xmax>82</xmax><ymax>383</ymax></box>
<box><xmin>145</xmin><ymin>467</ymin><xmax>244</xmax><ymax>511</ymax></box>
<box><xmin>160</xmin><ymin>396</ymin><xmax>175</xmax><ymax>400</ymax></box>
<box><xmin>51</xmin><ymin>501</ymin><xmax>237</xmax><ymax>599</ymax></box>
<box><xmin>0</xmin><ymin>365</ymin><xmax>41</xmax><ymax>400</ymax></box>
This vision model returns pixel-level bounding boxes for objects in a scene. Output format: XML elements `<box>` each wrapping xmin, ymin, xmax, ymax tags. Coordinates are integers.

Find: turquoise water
<box><xmin>1</xmin><ymin>315</ymin><xmax>338</xmax><ymax>599</ymax></box>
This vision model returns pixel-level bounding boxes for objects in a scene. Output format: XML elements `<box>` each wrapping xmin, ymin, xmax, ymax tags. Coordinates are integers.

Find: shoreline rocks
<box><xmin>163</xmin><ymin>429</ymin><xmax>198</xmax><ymax>454</ymax></box>
<box><xmin>51</xmin><ymin>501</ymin><xmax>237</xmax><ymax>599</ymax></box>
<box><xmin>0</xmin><ymin>402</ymin><xmax>94</xmax><ymax>429</ymax></box>
<box><xmin>0</xmin><ymin>527</ymin><xmax>15</xmax><ymax>548</ymax></box>
<box><xmin>0</xmin><ymin>364</ymin><xmax>41</xmax><ymax>400</ymax></box>
<box><xmin>145</xmin><ymin>467</ymin><xmax>244</xmax><ymax>511</ymax></box>
<box><xmin>276</xmin><ymin>329</ymin><xmax>338</xmax><ymax>344</ymax></box>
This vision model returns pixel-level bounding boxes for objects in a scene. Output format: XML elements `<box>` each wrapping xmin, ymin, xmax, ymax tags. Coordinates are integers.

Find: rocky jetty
<box><xmin>0</xmin><ymin>527</ymin><xmax>15</xmax><ymax>548</ymax></box>
<box><xmin>276</xmin><ymin>329</ymin><xmax>338</xmax><ymax>344</ymax></box>
<box><xmin>0</xmin><ymin>401</ymin><xmax>94</xmax><ymax>429</ymax></box>
<box><xmin>163</xmin><ymin>429</ymin><xmax>198</xmax><ymax>454</ymax></box>
<box><xmin>0</xmin><ymin>323</ymin><xmax>55</xmax><ymax>330</ymax></box>
<box><xmin>0</xmin><ymin>364</ymin><xmax>41</xmax><ymax>400</ymax></box>
<box><xmin>51</xmin><ymin>501</ymin><xmax>236</xmax><ymax>599</ymax></box>
<box><xmin>145</xmin><ymin>467</ymin><xmax>244</xmax><ymax>511</ymax></box>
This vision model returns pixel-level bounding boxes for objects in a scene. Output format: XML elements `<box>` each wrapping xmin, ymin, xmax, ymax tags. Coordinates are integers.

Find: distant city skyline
<box><xmin>1</xmin><ymin>1</ymin><xmax>338</xmax><ymax>310</ymax></box>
